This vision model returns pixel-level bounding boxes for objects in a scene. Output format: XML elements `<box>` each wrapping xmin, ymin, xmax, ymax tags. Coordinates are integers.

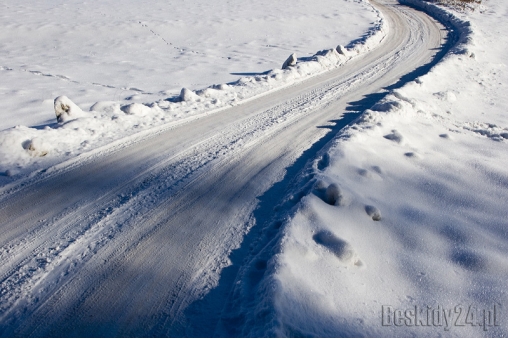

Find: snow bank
<box><xmin>0</xmin><ymin>0</ymin><xmax>387</xmax><ymax>184</ymax></box>
<box><xmin>268</xmin><ymin>92</ymin><xmax>508</xmax><ymax>336</ymax></box>
<box><xmin>245</xmin><ymin>0</ymin><xmax>508</xmax><ymax>336</ymax></box>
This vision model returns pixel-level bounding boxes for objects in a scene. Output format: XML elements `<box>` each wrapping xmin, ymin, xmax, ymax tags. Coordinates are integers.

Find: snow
<box><xmin>282</xmin><ymin>53</ymin><xmax>298</xmax><ymax>70</ymax></box>
<box><xmin>0</xmin><ymin>0</ymin><xmax>382</xmax><ymax>184</ymax></box>
<box><xmin>1</xmin><ymin>0</ymin><xmax>507</xmax><ymax>336</ymax></box>
<box><xmin>260</xmin><ymin>0</ymin><xmax>508</xmax><ymax>336</ymax></box>
<box><xmin>54</xmin><ymin>95</ymin><xmax>85</xmax><ymax>122</ymax></box>
<box><xmin>324</xmin><ymin>183</ymin><xmax>344</xmax><ymax>206</ymax></box>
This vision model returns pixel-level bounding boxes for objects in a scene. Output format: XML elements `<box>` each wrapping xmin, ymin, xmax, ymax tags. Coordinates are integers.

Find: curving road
<box><xmin>0</xmin><ymin>1</ymin><xmax>449</xmax><ymax>336</ymax></box>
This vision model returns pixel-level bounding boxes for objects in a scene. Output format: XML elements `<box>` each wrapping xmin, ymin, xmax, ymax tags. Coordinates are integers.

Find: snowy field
<box><xmin>0</xmin><ymin>0</ymin><xmax>507</xmax><ymax>337</ymax></box>
<box><xmin>0</xmin><ymin>0</ymin><xmax>381</xmax><ymax>182</ymax></box>
<box><xmin>0</xmin><ymin>0</ymin><xmax>376</xmax><ymax>110</ymax></box>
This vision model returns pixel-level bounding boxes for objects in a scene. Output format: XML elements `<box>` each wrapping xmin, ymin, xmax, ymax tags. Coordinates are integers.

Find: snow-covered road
<box><xmin>0</xmin><ymin>1</ymin><xmax>450</xmax><ymax>336</ymax></box>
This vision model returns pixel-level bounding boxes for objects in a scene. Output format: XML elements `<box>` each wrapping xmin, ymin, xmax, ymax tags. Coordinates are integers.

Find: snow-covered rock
<box><xmin>179</xmin><ymin>88</ymin><xmax>200</xmax><ymax>102</ymax></box>
<box><xmin>54</xmin><ymin>96</ymin><xmax>84</xmax><ymax>123</ymax></box>
<box><xmin>282</xmin><ymin>53</ymin><xmax>297</xmax><ymax>69</ymax></box>
<box><xmin>336</xmin><ymin>44</ymin><xmax>347</xmax><ymax>55</ymax></box>
<box><xmin>25</xmin><ymin>137</ymin><xmax>49</xmax><ymax>157</ymax></box>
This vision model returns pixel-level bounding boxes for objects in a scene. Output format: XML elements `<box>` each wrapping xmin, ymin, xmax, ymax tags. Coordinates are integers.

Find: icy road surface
<box><xmin>0</xmin><ymin>0</ymin><xmax>449</xmax><ymax>336</ymax></box>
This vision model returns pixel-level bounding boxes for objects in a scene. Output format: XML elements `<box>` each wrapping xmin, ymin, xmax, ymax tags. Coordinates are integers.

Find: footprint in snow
<box><xmin>248</xmin><ymin>259</ymin><xmax>268</xmax><ymax>287</ymax></box>
<box><xmin>358</xmin><ymin>167</ymin><xmax>384</xmax><ymax>180</ymax></box>
<box><xmin>357</xmin><ymin>168</ymin><xmax>372</xmax><ymax>178</ymax></box>
<box><xmin>451</xmin><ymin>249</ymin><xmax>486</xmax><ymax>272</ymax></box>
<box><xmin>404</xmin><ymin>152</ymin><xmax>421</xmax><ymax>159</ymax></box>
<box><xmin>365</xmin><ymin>205</ymin><xmax>382</xmax><ymax>221</ymax></box>
<box><xmin>313</xmin><ymin>230</ymin><xmax>361</xmax><ymax>266</ymax></box>
<box><xmin>433</xmin><ymin>91</ymin><xmax>457</xmax><ymax>102</ymax></box>
<box><xmin>317</xmin><ymin>153</ymin><xmax>330</xmax><ymax>171</ymax></box>
<box><xmin>383</xmin><ymin>130</ymin><xmax>403</xmax><ymax>143</ymax></box>
<box><xmin>324</xmin><ymin>183</ymin><xmax>344</xmax><ymax>206</ymax></box>
<box><xmin>439</xmin><ymin>133</ymin><xmax>451</xmax><ymax>139</ymax></box>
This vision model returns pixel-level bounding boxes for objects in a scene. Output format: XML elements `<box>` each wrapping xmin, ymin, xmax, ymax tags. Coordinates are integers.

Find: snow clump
<box><xmin>54</xmin><ymin>96</ymin><xmax>85</xmax><ymax>123</ymax></box>
<box><xmin>179</xmin><ymin>88</ymin><xmax>200</xmax><ymax>102</ymax></box>
<box><xmin>120</xmin><ymin>103</ymin><xmax>151</xmax><ymax>116</ymax></box>
<box><xmin>282</xmin><ymin>53</ymin><xmax>297</xmax><ymax>69</ymax></box>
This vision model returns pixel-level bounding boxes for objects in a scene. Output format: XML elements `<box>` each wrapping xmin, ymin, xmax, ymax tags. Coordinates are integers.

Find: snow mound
<box><xmin>336</xmin><ymin>44</ymin><xmax>347</xmax><ymax>55</ymax></box>
<box><xmin>54</xmin><ymin>96</ymin><xmax>85</xmax><ymax>123</ymax></box>
<box><xmin>282</xmin><ymin>53</ymin><xmax>297</xmax><ymax>69</ymax></box>
<box><xmin>120</xmin><ymin>103</ymin><xmax>151</xmax><ymax>116</ymax></box>
<box><xmin>371</xmin><ymin>100</ymin><xmax>402</xmax><ymax>112</ymax></box>
<box><xmin>196</xmin><ymin>87</ymin><xmax>221</xmax><ymax>99</ymax></box>
<box><xmin>314</xmin><ymin>179</ymin><xmax>327</xmax><ymax>190</ymax></box>
<box><xmin>179</xmin><ymin>88</ymin><xmax>200</xmax><ymax>102</ymax></box>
